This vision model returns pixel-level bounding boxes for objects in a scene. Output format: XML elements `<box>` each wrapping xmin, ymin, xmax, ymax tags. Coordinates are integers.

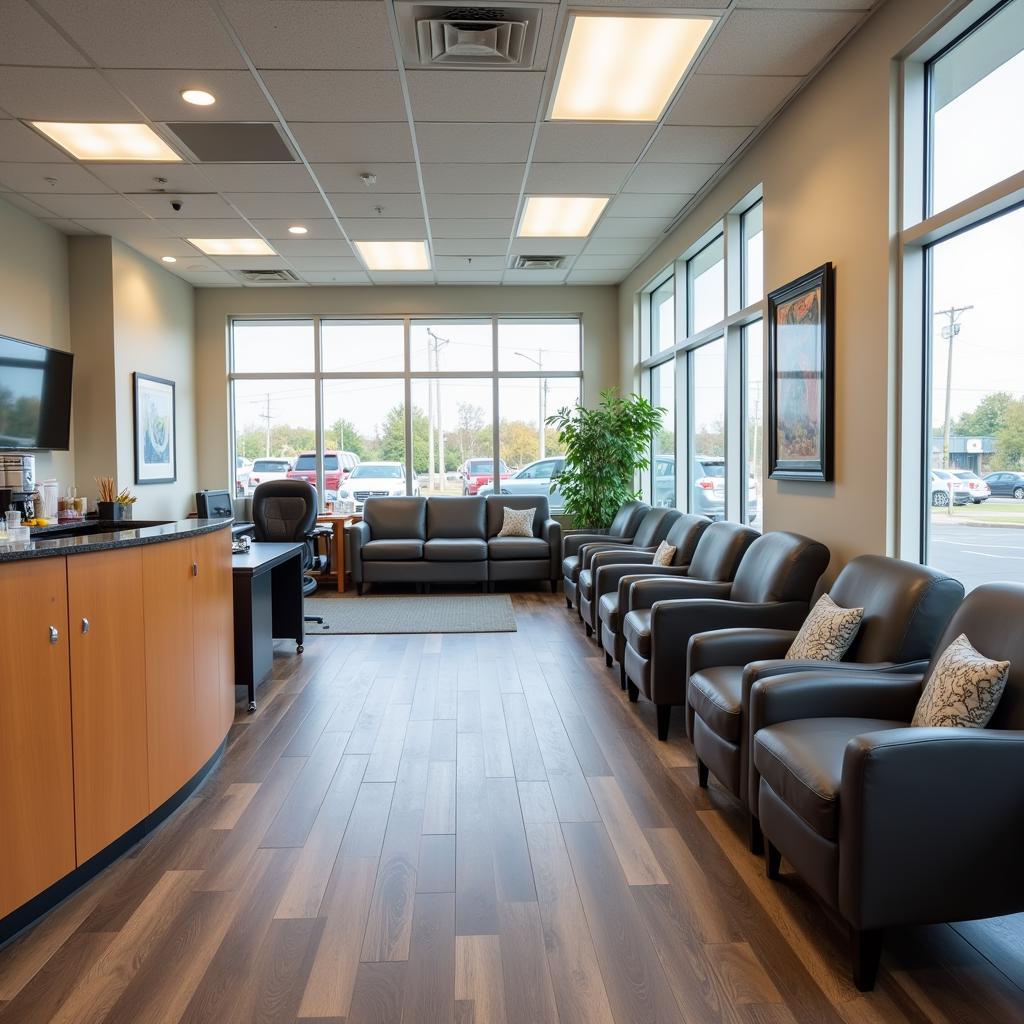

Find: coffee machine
<box><xmin>0</xmin><ymin>454</ymin><xmax>36</xmax><ymax>517</ymax></box>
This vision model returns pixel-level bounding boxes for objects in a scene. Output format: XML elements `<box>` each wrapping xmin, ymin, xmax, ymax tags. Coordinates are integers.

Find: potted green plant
<box><xmin>547</xmin><ymin>388</ymin><xmax>664</xmax><ymax>529</ymax></box>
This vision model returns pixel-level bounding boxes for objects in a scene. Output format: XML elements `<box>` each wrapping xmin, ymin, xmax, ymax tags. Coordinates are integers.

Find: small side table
<box><xmin>316</xmin><ymin>512</ymin><xmax>362</xmax><ymax>592</ymax></box>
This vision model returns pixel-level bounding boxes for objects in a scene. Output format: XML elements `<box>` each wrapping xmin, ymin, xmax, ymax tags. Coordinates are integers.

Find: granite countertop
<box><xmin>0</xmin><ymin>517</ymin><xmax>234</xmax><ymax>562</ymax></box>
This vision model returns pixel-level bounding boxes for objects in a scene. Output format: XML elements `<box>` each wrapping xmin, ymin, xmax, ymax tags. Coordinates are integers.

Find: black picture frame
<box><xmin>767</xmin><ymin>262</ymin><xmax>835</xmax><ymax>482</ymax></box>
<box><xmin>133</xmin><ymin>372</ymin><xmax>177</xmax><ymax>485</ymax></box>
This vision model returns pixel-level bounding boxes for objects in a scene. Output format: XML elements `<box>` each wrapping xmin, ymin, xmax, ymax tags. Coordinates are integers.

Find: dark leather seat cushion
<box><xmin>362</xmin><ymin>538</ymin><xmax>424</xmax><ymax>561</ymax></box>
<box><xmin>623</xmin><ymin>609</ymin><xmax>652</xmax><ymax>657</ymax></box>
<box><xmin>599</xmin><ymin>591</ymin><xmax>619</xmax><ymax>629</ymax></box>
<box><xmin>426</xmin><ymin>496</ymin><xmax>486</xmax><ymax>540</ymax></box>
<box><xmin>489</xmin><ymin>536</ymin><xmax>550</xmax><ymax>560</ymax></box>
<box><xmin>578</xmin><ymin>568</ymin><xmax>593</xmax><ymax>599</ymax></box>
<box><xmin>754</xmin><ymin>718</ymin><xmax>905</xmax><ymax>840</ymax></box>
<box><xmin>689</xmin><ymin>667</ymin><xmax>744</xmax><ymax>742</ymax></box>
<box><xmin>424</xmin><ymin>538</ymin><xmax>487</xmax><ymax>562</ymax></box>
<box><xmin>562</xmin><ymin>553</ymin><xmax>580</xmax><ymax>579</ymax></box>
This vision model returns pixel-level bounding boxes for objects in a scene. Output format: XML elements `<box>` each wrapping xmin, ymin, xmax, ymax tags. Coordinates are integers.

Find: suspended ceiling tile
<box><xmin>431</xmin><ymin>219</ymin><xmax>514</xmax><ymax>239</ymax></box>
<box><xmin>120</xmin><ymin>236</ymin><xmax>218</xmax><ymax>264</ymax></box>
<box><xmin>421</xmin><ymin>163</ymin><xmax>526</xmax><ymax>195</ymax></box>
<box><xmin>509</xmin><ymin>237</ymin><xmax>587</xmax><ymax>256</ymax></box>
<box><xmin>273</xmin><ymin>244</ymin><xmax>356</xmax><ymax>262</ymax></box>
<box><xmin>41</xmin><ymin>218</ymin><xmax>93</xmax><ymax>234</ymax></box>
<box><xmin>525</xmin><ymin>162</ymin><xmax>632</xmax><ymax>194</ymax></box>
<box><xmin>212</xmin><ymin>255</ymin><xmax>291</xmax><ymax>270</ymax></box>
<box><xmin>263</xmin><ymin>70</ymin><xmax>407</xmax><ymax>122</ymax></box>
<box><xmin>436</xmin><ymin>271</ymin><xmax>502</xmax><ymax>284</ymax></box>
<box><xmin>0</xmin><ymin>163</ymin><xmax>112</xmax><ymax>194</ymax></box>
<box><xmin>314</xmin><ymin>163</ymin><xmax>421</xmax><ymax>193</ymax></box>
<box><xmin>0</xmin><ymin>68</ymin><xmax>140</xmax><ymax>121</ymax></box>
<box><xmin>741</xmin><ymin>0</ymin><xmax>874</xmax><ymax>7</ymax></box>
<box><xmin>644</xmin><ymin>125</ymin><xmax>752</xmax><ymax>164</ymax></box>
<box><xmin>250</xmin><ymin>218</ymin><xmax>345</xmax><ymax>239</ymax></box>
<box><xmin>533</xmin><ymin>124</ymin><xmax>656</xmax><ymax>164</ymax></box>
<box><xmin>85</xmin><ymin>162</ymin><xmax>212</xmax><ymax>193</ymax></box>
<box><xmin>427</xmin><ymin>194</ymin><xmax>520</xmax><ymax>219</ymax></box>
<box><xmin>592</xmin><ymin>216</ymin><xmax>671</xmax><ymax>238</ymax></box>
<box><xmin>697</xmin><ymin>9</ymin><xmax>863</xmax><ymax>76</ymax></box>
<box><xmin>105</xmin><ymin>69</ymin><xmax>277</xmax><ymax>123</ymax></box>
<box><xmin>665</xmin><ymin>73</ymin><xmax>803</xmax><ymax>127</ymax></box>
<box><xmin>200</xmin><ymin>163</ymin><xmax>318</xmax><ymax>193</ymax></box>
<box><xmin>607</xmin><ymin>193</ymin><xmax>691</xmax><ymax>218</ymax></box>
<box><xmin>128</xmin><ymin>192</ymin><xmax>238</xmax><ymax>218</ymax></box>
<box><xmin>565</xmin><ymin>269</ymin><xmax>624</xmax><ymax>284</ymax></box>
<box><xmin>584</xmin><ymin>236</ymin><xmax>656</xmax><ymax>255</ymax></box>
<box><xmin>0</xmin><ymin>119</ymin><xmax>72</xmax><ymax>161</ymax></box>
<box><xmin>406</xmin><ymin>71</ymin><xmax>544</xmax><ymax>122</ymax></box>
<box><xmin>625</xmin><ymin>162</ymin><xmax>719</xmax><ymax>193</ymax></box>
<box><xmin>174</xmin><ymin>271</ymin><xmax>241</xmax><ymax>286</ymax></box>
<box><xmin>504</xmin><ymin>268</ymin><xmax>568</xmax><ymax>284</ymax></box>
<box><xmin>152</xmin><ymin>216</ymin><xmax>259</xmax><ymax>236</ymax></box>
<box><xmin>221</xmin><ymin>0</ymin><xmax>397</xmax><ymax>70</ymax></box>
<box><xmin>2</xmin><ymin>193</ymin><xmax>62</xmax><ymax>218</ymax></box>
<box><xmin>342</xmin><ymin>218</ymin><xmax>428</xmax><ymax>240</ymax></box>
<box><xmin>22</xmin><ymin>193</ymin><xmax>147</xmax><ymax>218</ymax></box>
<box><xmin>432</xmin><ymin>237</ymin><xmax>510</xmax><ymax>256</ymax></box>
<box><xmin>368</xmin><ymin>271</ymin><xmax>434</xmax><ymax>284</ymax></box>
<box><xmin>415</xmin><ymin>123</ymin><xmax>534</xmax><ymax>164</ymax></box>
<box><xmin>291</xmin><ymin>123</ymin><xmax>414</xmax><ymax>163</ymax></box>
<box><xmin>223</xmin><ymin>192</ymin><xmax>332</xmax><ymax>219</ymax></box>
<box><xmin>75</xmin><ymin>218</ymin><xmax>174</xmax><ymax>239</ymax></box>
<box><xmin>581</xmin><ymin>0</ymin><xmax>728</xmax><ymax>7</ymax></box>
<box><xmin>283</xmin><ymin>255</ymin><xmax>361</xmax><ymax>270</ymax></box>
<box><xmin>435</xmin><ymin>255</ymin><xmax>506</xmax><ymax>270</ymax></box>
<box><xmin>0</xmin><ymin>1</ymin><xmax>89</xmax><ymax>66</ymax></box>
<box><xmin>37</xmin><ymin>0</ymin><xmax>245</xmax><ymax>68</ymax></box>
<box><xmin>301</xmin><ymin>271</ymin><xmax>372</xmax><ymax>284</ymax></box>
<box><xmin>328</xmin><ymin>193</ymin><xmax>424</xmax><ymax>219</ymax></box>
<box><xmin>574</xmin><ymin>253</ymin><xmax>645</xmax><ymax>269</ymax></box>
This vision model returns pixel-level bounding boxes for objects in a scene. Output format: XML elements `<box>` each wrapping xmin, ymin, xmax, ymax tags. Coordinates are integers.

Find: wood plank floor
<box><xmin>1</xmin><ymin>590</ymin><xmax>1023</xmax><ymax>1023</ymax></box>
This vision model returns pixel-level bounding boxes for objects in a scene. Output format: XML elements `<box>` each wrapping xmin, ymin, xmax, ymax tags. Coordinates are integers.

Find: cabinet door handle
<box><xmin>81</xmin><ymin>617</ymin><xmax>90</xmax><ymax>635</ymax></box>
<box><xmin>192</xmin><ymin>562</ymin><xmax>199</xmax><ymax>577</ymax></box>
<box><xmin>49</xmin><ymin>625</ymin><xmax>59</xmax><ymax>645</ymax></box>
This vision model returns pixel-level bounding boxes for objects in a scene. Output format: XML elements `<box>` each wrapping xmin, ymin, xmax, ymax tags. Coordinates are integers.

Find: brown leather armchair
<box><xmin>621</xmin><ymin>531</ymin><xmax>830</xmax><ymax>740</ymax></box>
<box><xmin>569</xmin><ymin>506</ymin><xmax>680</xmax><ymax>634</ymax></box>
<box><xmin>749</xmin><ymin>583</ymin><xmax>1024</xmax><ymax>991</ymax></box>
<box><xmin>685</xmin><ymin>555</ymin><xmax>963</xmax><ymax>851</ymax></box>
<box><xmin>561</xmin><ymin>500</ymin><xmax>648</xmax><ymax>609</ymax></box>
<box><xmin>597</xmin><ymin>519</ymin><xmax>754</xmax><ymax>687</ymax></box>
<box><xmin>578</xmin><ymin>512</ymin><xmax>710</xmax><ymax>643</ymax></box>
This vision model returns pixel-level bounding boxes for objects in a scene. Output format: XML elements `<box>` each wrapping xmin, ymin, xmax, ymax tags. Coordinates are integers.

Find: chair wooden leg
<box><xmin>656</xmin><ymin>704</ymin><xmax>671</xmax><ymax>741</ymax></box>
<box><xmin>696</xmin><ymin>759</ymin><xmax>709</xmax><ymax>789</ymax></box>
<box><xmin>627</xmin><ymin>681</ymin><xmax>639</xmax><ymax>703</ymax></box>
<box><xmin>748</xmin><ymin>814</ymin><xmax>764</xmax><ymax>855</ymax></box>
<box><xmin>851</xmin><ymin>929</ymin><xmax>884</xmax><ymax>992</ymax></box>
<box><xmin>605</xmin><ymin>651</ymin><xmax>613</xmax><ymax>668</ymax></box>
<box><xmin>765</xmin><ymin>840</ymin><xmax>781</xmax><ymax>880</ymax></box>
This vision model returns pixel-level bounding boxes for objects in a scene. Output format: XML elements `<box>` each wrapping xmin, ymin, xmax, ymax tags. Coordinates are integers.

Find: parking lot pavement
<box><xmin>929</xmin><ymin>517</ymin><xmax>1024</xmax><ymax>591</ymax></box>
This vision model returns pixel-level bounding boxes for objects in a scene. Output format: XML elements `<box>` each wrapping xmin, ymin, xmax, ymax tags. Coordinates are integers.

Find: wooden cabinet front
<box><xmin>67</xmin><ymin>548</ymin><xmax>150</xmax><ymax>863</ymax></box>
<box><xmin>0</xmin><ymin>558</ymin><xmax>75</xmax><ymax>919</ymax></box>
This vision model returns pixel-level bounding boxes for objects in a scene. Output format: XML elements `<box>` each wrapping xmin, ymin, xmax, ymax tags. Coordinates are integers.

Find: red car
<box><xmin>287</xmin><ymin>450</ymin><xmax>359</xmax><ymax>494</ymax></box>
<box><xmin>460</xmin><ymin>458</ymin><xmax>511</xmax><ymax>495</ymax></box>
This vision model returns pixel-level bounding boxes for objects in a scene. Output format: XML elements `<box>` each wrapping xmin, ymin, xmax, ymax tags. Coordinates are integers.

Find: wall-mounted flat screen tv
<box><xmin>0</xmin><ymin>335</ymin><xmax>74</xmax><ymax>451</ymax></box>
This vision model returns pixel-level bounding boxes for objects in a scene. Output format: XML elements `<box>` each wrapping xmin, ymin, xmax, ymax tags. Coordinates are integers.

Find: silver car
<box><xmin>478</xmin><ymin>457</ymin><xmax>566</xmax><ymax>511</ymax></box>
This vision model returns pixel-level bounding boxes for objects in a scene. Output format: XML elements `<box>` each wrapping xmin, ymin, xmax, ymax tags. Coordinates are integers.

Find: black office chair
<box><xmin>251</xmin><ymin>479</ymin><xmax>331</xmax><ymax>627</ymax></box>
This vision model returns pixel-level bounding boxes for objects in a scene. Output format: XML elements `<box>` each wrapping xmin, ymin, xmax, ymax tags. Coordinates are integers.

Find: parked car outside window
<box><xmin>287</xmin><ymin>450</ymin><xmax>360</xmax><ymax>492</ymax></box>
<box><xmin>931</xmin><ymin>469</ymin><xmax>970</xmax><ymax>507</ymax></box>
<box><xmin>460</xmin><ymin>458</ymin><xmax>511</xmax><ymax>495</ymax></box>
<box><xmin>337</xmin><ymin>462</ymin><xmax>417</xmax><ymax>512</ymax></box>
<box><xmin>247</xmin><ymin>458</ymin><xmax>292</xmax><ymax>494</ymax></box>
<box><xmin>983</xmin><ymin>471</ymin><xmax>1024</xmax><ymax>500</ymax></box>
<box><xmin>952</xmin><ymin>470</ymin><xmax>990</xmax><ymax>503</ymax></box>
<box><xmin>478</xmin><ymin>457</ymin><xmax>565</xmax><ymax>510</ymax></box>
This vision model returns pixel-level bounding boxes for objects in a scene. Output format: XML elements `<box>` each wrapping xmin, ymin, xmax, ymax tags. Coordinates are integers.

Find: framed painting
<box><xmin>767</xmin><ymin>263</ymin><xmax>835</xmax><ymax>482</ymax></box>
<box><xmin>133</xmin><ymin>373</ymin><xmax>177</xmax><ymax>484</ymax></box>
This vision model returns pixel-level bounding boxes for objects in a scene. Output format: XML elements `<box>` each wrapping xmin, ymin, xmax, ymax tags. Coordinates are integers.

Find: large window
<box><xmin>687</xmin><ymin>234</ymin><xmax>725</xmax><ymax>335</ymax></box>
<box><xmin>744</xmin><ymin>321</ymin><xmax>764</xmax><ymax>525</ymax></box>
<box><xmin>690</xmin><ymin>340</ymin><xmax>726</xmax><ymax>518</ymax></box>
<box><xmin>650</xmin><ymin>362</ymin><xmax>675</xmax><ymax>506</ymax></box>
<box><xmin>649</xmin><ymin>277</ymin><xmax>675</xmax><ymax>355</ymax></box>
<box><xmin>229</xmin><ymin>317</ymin><xmax>581</xmax><ymax>509</ymax></box>
<box><xmin>902</xmin><ymin>0</ymin><xmax>1024</xmax><ymax>589</ymax></box>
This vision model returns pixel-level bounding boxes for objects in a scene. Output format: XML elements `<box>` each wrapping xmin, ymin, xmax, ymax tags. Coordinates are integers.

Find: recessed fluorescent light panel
<box><xmin>549</xmin><ymin>15</ymin><xmax>714</xmax><ymax>122</ymax></box>
<box><xmin>30</xmin><ymin>122</ymin><xmax>182</xmax><ymax>161</ymax></box>
<box><xmin>187</xmin><ymin>238</ymin><xmax>276</xmax><ymax>256</ymax></box>
<box><xmin>354</xmin><ymin>240</ymin><xmax>431</xmax><ymax>271</ymax></box>
<box><xmin>517</xmin><ymin>196</ymin><xmax>608</xmax><ymax>237</ymax></box>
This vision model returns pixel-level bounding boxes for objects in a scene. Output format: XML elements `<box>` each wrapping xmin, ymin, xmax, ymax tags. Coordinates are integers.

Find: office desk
<box><xmin>232</xmin><ymin>542</ymin><xmax>304</xmax><ymax>712</ymax></box>
<box><xmin>315</xmin><ymin>512</ymin><xmax>362</xmax><ymax>592</ymax></box>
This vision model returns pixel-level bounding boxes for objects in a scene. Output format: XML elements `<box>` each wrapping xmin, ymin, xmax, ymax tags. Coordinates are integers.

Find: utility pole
<box><xmin>514</xmin><ymin>349</ymin><xmax>547</xmax><ymax>459</ymax></box>
<box><xmin>935</xmin><ymin>305</ymin><xmax>973</xmax><ymax>469</ymax></box>
<box><xmin>258</xmin><ymin>393</ymin><xmax>273</xmax><ymax>457</ymax></box>
<box><xmin>426</xmin><ymin>329</ymin><xmax>450</xmax><ymax>491</ymax></box>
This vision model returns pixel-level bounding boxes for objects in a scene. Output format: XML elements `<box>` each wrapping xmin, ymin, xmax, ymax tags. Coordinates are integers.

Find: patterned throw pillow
<box><xmin>785</xmin><ymin>593</ymin><xmax>864</xmax><ymax>661</ymax></box>
<box><xmin>652</xmin><ymin>540</ymin><xmax>676</xmax><ymax>566</ymax></box>
<box><xmin>498</xmin><ymin>506</ymin><xmax>535</xmax><ymax>538</ymax></box>
<box><xmin>912</xmin><ymin>633</ymin><xmax>1009</xmax><ymax>728</ymax></box>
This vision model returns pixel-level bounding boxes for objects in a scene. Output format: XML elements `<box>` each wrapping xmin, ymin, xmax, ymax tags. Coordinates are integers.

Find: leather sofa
<box><xmin>598</xmin><ymin>520</ymin><xmax>757</xmax><ymax>687</ymax></box>
<box><xmin>749</xmin><ymin>583</ymin><xmax>1024</xmax><ymax>991</ymax></box>
<box><xmin>347</xmin><ymin>494</ymin><xmax>561</xmax><ymax>592</ymax></box>
<box><xmin>686</xmin><ymin>555</ymin><xmax>963</xmax><ymax>851</ymax></box>
<box><xmin>561</xmin><ymin>500</ymin><xmax>648</xmax><ymax>609</ymax></box>
<box><xmin>622</xmin><ymin>531</ymin><xmax>830</xmax><ymax>739</ymax></box>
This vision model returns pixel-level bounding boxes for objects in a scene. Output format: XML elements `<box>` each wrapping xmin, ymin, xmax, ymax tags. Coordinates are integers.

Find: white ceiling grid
<box><xmin>0</xmin><ymin>0</ymin><xmax>880</xmax><ymax>287</ymax></box>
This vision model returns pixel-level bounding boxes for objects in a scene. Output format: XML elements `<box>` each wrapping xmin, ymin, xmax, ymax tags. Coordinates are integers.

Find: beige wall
<box><xmin>194</xmin><ymin>284</ymin><xmax>619</xmax><ymax>491</ymax></box>
<box><xmin>618</xmin><ymin>0</ymin><xmax>948</xmax><ymax>570</ymax></box>
<box><xmin>0</xmin><ymin>196</ymin><xmax>73</xmax><ymax>487</ymax></box>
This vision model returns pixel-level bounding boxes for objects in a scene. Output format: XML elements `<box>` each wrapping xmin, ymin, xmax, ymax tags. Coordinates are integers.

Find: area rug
<box><xmin>303</xmin><ymin>594</ymin><xmax>517</xmax><ymax>634</ymax></box>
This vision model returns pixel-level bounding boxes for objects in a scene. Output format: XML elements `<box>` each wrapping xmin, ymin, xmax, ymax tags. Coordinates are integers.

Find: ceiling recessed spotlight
<box><xmin>550</xmin><ymin>15</ymin><xmax>714</xmax><ymax>122</ymax></box>
<box><xmin>29</xmin><ymin>122</ymin><xmax>181</xmax><ymax>162</ymax></box>
<box><xmin>187</xmin><ymin>238</ymin><xmax>276</xmax><ymax>256</ymax></box>
<box><xmin>354</xmin><ymin>240</ymin><xmax>430</xmax><ymax>271</ymax></box>
<box><xmin>161</xmin><ymin>256</ymin><xmax>177</xmax><ymax>263</ymax></box>
<box><xmin>288</xmin><ymin>225</ymin><xmax>308</xmax><ymax>235</ymax></box>
<box><xmin>517</xmin><ymin>196</ymin><xmax>609</xmax><ymax>238</ymax></box>
<box><xmin>181</xmin><ymin>89</ymin><xmax>216</xmax><ymax>106</ymax></box>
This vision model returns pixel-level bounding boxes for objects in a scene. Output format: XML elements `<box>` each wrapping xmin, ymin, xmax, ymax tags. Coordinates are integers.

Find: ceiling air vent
<box><xmin>396</xmin><ymin>2</ymin><xmax>542</xmax><ymax>68</ymax></box>
<box><xmin>238</xmin><ymin>269</ymin><xmax>301</xmax><ymax>284</ymax></box>
<box><xmin>514</xmin><ymin>255</ymin><xmax>564</xmax><ymax>270</ymax></box>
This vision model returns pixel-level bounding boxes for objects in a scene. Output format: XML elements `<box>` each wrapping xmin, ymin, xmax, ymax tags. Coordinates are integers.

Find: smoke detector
<box><xmin>514</xmin><ymin>255</ymin><xmax>565</xmax><ymax>270</ymax></box>
<box><xmin>396</xmin><ymin>3</ymin><xmax>543</xmax><ymax>67</ymax></box>
<box><xmin>238</xmin><ymin>269</ymin><xmax>301</xmax><ymax>284</ymax></box>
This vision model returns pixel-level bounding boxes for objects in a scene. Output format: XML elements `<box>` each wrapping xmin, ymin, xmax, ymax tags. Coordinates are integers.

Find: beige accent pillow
<box><xmin>498</xmin><ymin>506</ymin><xmax>535</xmax><ymax>538</ymax></box>
<box><xmin>785</xmin><ymin>592</ymin><xmax>864</xmax><ymax>661</ymax></box>
<box><xmin>912</xmin><ymin>633</ymin><xmax>1009</xmax><ymax>728</ymax></box>
<box><xmin>652</xmin><ymin>540</ymin><xmax>676</xmax><ymax>567</ymax></box>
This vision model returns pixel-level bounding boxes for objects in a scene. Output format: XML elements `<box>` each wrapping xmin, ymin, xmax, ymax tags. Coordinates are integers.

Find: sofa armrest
<box><xmin>687</xmin><ymin>628</ymin><xmax>797</xmax><ymax>676</ymax></box>
<box><xmin>542</xmin><ymin>518</ymin><xmax>561</xmax><ymax>580</ymax></box>
<box><xmin>346</xmin><ymin>520</ymin><xmax>371</xmax><ymax>582</ymax></box>
<box><xmin>590</xmin><ymin>548</ymin><xmax>656</xmax><ymax>570</ymax></box>
<box><xmin>563</xmin><ymin>530</ymin><xmax>612</xmax><ymax>559</ymax></box>
<box><xmin>627</xmin><ymin>576</ymin><xmax>733</xmax><ymax>611</ymax></box>
<box><xmin>579</xmin><ymin>540</ymin><xmax>639</xmax><ymax>571</ymax></box>
<box><xmin>839</xmin><ymin>728</ymin><xmax>1024</xmax><ymax>930</ymax></box>
<box><xmin>744</xmin><ymin>657</ymin><xmax>930</xmax><ymax>685</ymax></box>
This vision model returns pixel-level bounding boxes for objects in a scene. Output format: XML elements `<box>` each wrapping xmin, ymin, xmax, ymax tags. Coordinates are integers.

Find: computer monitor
<box><xmin>196</xmin><ymin>489</ymin><xmax>234</xmax><ymax>519</ymax></box>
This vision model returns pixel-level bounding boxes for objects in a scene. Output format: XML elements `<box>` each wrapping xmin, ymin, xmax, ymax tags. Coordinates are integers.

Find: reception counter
<box><xmin>0</xmin><ymin>518</ymin><xmax>235</xmax><ymax>940</ymax></box>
